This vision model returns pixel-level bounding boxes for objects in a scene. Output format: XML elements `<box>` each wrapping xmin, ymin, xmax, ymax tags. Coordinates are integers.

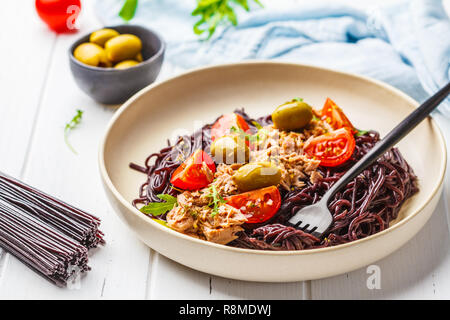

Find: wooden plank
<box><xmin>149</xmin><ymin>254</ymin><xmax>307</xmax><ymax>299</ymax></box>
<box><xmin>0</xmin><ymin>1</ymin><xmax>56</xmax><ymax>177</ymax></box>
<box><xmin>0</xmin><ymin>2</ymin><xmax>152</xmax><ymax>299</ymax></box>
<box><xmin>0</xmin><ymin>0</ymin><xmax>56</xmax><ymax>282</ymax></box>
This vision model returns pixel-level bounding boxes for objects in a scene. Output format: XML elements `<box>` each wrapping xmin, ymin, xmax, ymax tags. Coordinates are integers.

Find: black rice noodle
<box><xmin>130</xmin><ymin>109</ymin><xmax>418</xmax><ymax>251</ymax></box>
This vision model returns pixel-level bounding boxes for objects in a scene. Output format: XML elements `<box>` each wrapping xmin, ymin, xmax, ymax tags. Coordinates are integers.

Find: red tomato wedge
<box><xmin>321</xmin><ymin>98</ymin><xmax>356</xmax><ymax>133</ymax></box>
<box><xmin>225</xmin><ymin>186</ymin><xmax>281</xmax><ymax>224</ymax></box>
<box><xmin>170</xmin><ymin>150</ymin><xmax>216</xmax><ymax>190</ymax></box>
<box><xmin>304</xmin><ymin>128</ymin><xmax>356</xmax><ymax>167</ymax></box>
<box><xmin>211</xmin><ymin>113</ymin><xmax>250</xmax><ymax>141</ymax></box>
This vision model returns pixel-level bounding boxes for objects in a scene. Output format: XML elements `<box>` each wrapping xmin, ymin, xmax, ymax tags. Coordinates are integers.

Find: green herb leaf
<box><xmin>207</xmin><ymin>185</ymin><xmax>227</xmax><ymax>217</ymax></box>
<box><xmin>140</xmin><ymin>194</ymin><xmax>178</xmax><ymax>216</ymax></box>
<box><xmin>64</xmin><ymin>109</ymin><xmax>83</xmax><ymax>154</ymax></box>
<box><xmin>191</xmin><ymin>0</ymin><xmax>263</xmax><ymax>40</ymax></box>
<box><xmin>293</xmin><ymin>97</ymin><xmax>304</xmax><ymax>102</ymax></box>
<box><xmin>355</xmin><ymin>129</ymin><xmax>369</xmax><ymax>137</ymax></box>
<box><xmin>119</xmin><ymin>0</ymin><xmax>138</xmax><ymax>22</ymax></box>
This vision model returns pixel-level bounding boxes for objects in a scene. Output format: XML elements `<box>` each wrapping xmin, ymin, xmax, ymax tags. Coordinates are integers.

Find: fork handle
<box><xmin>321</xmin><ymin>82</ymin><xmax>450</xmax><ymax>205</ymax></box>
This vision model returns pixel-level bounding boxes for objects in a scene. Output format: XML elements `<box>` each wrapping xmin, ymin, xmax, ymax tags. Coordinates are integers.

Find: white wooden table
<box><xmin>0</xmin><ymin>0</ymin><xmax>449</xmax><ymax>299</ymax></box>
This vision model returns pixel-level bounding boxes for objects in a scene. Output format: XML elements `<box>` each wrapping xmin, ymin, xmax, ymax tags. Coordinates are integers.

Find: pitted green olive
<box><xmin>232</xmin><ymin>162</ymin><xmax>282</xmax><ymax>192</ymax></box>
<box><xmin>105</xmin><ymin>34</ymin><xmax>143</xmax><ymax>62</ymax></box>
<box><xmin>211</xmin><ymin>135</ymin><xmax>249</xmax><ymax>164</ymax></box>
<box><xmin>114</xmin><ymin>60</ymin><xmax>140</xmax><ymax>69</ymax></box>
<box><xmin>89</xmin><ymin>28</ymin><xmax>120</xmax><ymax>47</ymax></box>
<box><xmin>74</xmin><ymin>43</ymin><xmax>107</xmax><ymax>67</ymax></box>
<box><xmin>272</xmin><ymin>99</ymin><xmax>313</xmax><ymax>131</ymax></box>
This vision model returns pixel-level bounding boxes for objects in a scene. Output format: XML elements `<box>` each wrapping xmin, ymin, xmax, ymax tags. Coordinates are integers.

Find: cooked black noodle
<box><xmin>129</xmin><ymin>108</ymin><xmax>258</xmax><ymax>206</ymax></box>
<box><xmin>130</xmin><ymin>110</ymin><xmax>418</xmax><ymax>250</ymax></box>
<box><xmin>231</xmin><ymin>132</ymin><xmax>418</xmax><ymax>250</ymax></box>
<box><xmin>129</xmin><ymin>123</ymin><xmax>212</xmax><ymax>206</ymax></box>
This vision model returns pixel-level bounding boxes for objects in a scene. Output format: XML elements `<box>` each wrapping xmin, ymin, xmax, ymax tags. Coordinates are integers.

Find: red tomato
<box><xmin>225</xmin><ymin>186</ymin><xmax>281</xmax><ymax>224</ymax></box>
<box><xmin>35</xmin><ymin>0</ymin><xmax>81</xmax><ymax>33</ymax></box>
<box><xmin>210</xmin><ymin>113</ymin><xmax>250</xmax><ymax>141</ymax></box>
<box><xmin>170</xmin><ymin>150</ymin><xmax>216</xmax><ymax>190</ymax></box>
<box><xmin>304</xmin><ymin>128</ymin><xmax>356</xmax><ymax>167</ymax></box>
<box><xmin>321</xmin><ymin>98</ymin><xmax>356</xmax><ymax>133</ymax></box>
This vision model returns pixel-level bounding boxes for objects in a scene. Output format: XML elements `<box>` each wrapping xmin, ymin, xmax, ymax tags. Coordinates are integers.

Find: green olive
<box><xmin>89</xmin><ymin>28</ymin><xmax>120</xmax><ymax>47</ymax></box>
<box><xmin>98</xmin><ymin>50</ymin><xmax>112</xmax><ymax>67</ymax></box>
<box><xmin>105</xmin><ymin>34</ymin><xmax>143</xmax><ymax>62</ymax></box>
<box><xmin>232</xmin><ymin>162</ymin><xmax>282</xmax><ymax>192</ymax></box>
<box><xmin>74</xmin><ymin>43</ymin><xmax>106</xmax><ymax>67</ymax></box>
<box><xmin>272</xmin><ymin>99</ymin><xmax>313</xmax><ymax>131</ymax></box>
<box><xmin>114</xmin><ymin>60</ymin><xmax>140</xmax><ymax>69</ymax></box>
<box><xmin>211</xmin><ymin>135</ymin><xmax>249</xmax><ymax>164</ymax></box>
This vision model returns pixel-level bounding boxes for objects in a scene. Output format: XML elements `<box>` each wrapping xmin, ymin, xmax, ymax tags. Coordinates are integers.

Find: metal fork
<box><xmin>288</xmin><ymin>82</ymin><xmax>450</xmax><ymax>238</ymax></box>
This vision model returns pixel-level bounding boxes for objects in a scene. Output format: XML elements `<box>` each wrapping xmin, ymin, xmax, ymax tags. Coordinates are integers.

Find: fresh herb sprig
<box><xmin>118</xmin><ymin>0</ymin><xmax>262</xmax><ymax>40</ymax></box>
<box><xmin>192</xmin><ymin>0</ymin><xmax>263</xmax><ymax>40</ymax></box>
<box><xmin>64</xmin><ymin>109</ymin><xmax>83</xmax><ymax>154</ymax></box>
<box><xmin>207</xmin><ymin>185</ymin><xmax>227</xmax><ymax>217</ymax></box>
<box><xmin>140</xmin><ymin>194</ymin><xmax>178</xmax><ymax>216</ymax></box>
<box><xmin>230</xmin><ymin>125</ymin><xmax>268</xmax><ymax>145</ymax></box>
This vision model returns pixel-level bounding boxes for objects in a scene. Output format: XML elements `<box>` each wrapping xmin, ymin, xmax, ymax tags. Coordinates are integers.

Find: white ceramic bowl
<box><xmin>99</xmin><ymin>62</ymin><xmax>446</xmax><ymax>282</ymax></box>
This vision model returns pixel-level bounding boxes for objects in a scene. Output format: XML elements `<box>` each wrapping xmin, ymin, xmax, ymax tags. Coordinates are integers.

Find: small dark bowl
<box><xmin>69</xmin><ymin>25</ymin><xmax>165</xmax><ymax>105</ymax></box>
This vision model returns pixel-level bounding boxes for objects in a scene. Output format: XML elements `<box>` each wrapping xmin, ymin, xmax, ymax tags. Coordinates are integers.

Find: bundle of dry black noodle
<box><xmin>0</xmin><ymin>173</ymin><xmax>104</xmax><ymax>286</ymax></box>
<box><xmin>130</xmin><ymin>109</ymin><xmax>418</xmax><ymax>251</ymax></box>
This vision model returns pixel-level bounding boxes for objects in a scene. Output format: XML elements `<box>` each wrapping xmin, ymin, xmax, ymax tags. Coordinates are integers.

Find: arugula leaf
<box><xmin>140</xmin><ymin>194</ymin><xmax>178</xmax><ymax>216</ymax></box>
<box><xmin>355</xmin><ymin>129</ymin><xmax>369</xmax><ymax>137</ymax></box>
<box><xmin>119</xmin><ymin>0</ymin><xmax>138</xmax><ymax>22</ymax></box>
<box><xmin>192</xmin><ymin>0</ymin><xmax>263</xmax><ymax>40</ymax></box>
<box><xmin>64</xmin><ymin>109</ymin><xmax>83</xmax><ymax>154</ymax></box>
<box><xmin>207</xmin><ymin>185</ymin><xmax>227</xmax><ymax>217</ymax></box>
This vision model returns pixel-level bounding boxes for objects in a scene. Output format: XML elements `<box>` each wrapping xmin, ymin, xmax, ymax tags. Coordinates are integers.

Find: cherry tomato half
<box><xmin>170</xmin><ymin>150</ymin><xmax>216</xmax><ymax>190</ymax></box>
<box><xmin>35</xmin><ymin>0</ymin><xmax>81</xmax><ymax>33</ymax></box>
<box><xmin>225</xmin><ymin>186</ymin><xmax>281</xmax><ymax>224</ymax></box>
<box><xmin>321</xmin><ymin>98</ymin><xmax>356</xmax><ymax>133</ymax></box>
<box><xmin>304</xmin><ymin>128</ymin><xmax>356</xmax><ymax>167</ymax></box>
<box><xmin>211</xmin><ymin>113</ymin><xmax>250</xmax><ymax>141</ymax></box>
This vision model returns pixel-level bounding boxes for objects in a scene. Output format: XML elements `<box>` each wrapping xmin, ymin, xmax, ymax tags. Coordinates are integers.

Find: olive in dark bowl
<box><xmin>69</xmin><ymin>25</ymin><xmax>165</xmax><ymax>105</ymax></box>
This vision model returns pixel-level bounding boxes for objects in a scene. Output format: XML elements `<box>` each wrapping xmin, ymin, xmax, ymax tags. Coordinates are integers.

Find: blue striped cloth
<box><xmin>95</xmin><ymin>0</ymin><xmax>450</xmax><ymax>115</ymax></box>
